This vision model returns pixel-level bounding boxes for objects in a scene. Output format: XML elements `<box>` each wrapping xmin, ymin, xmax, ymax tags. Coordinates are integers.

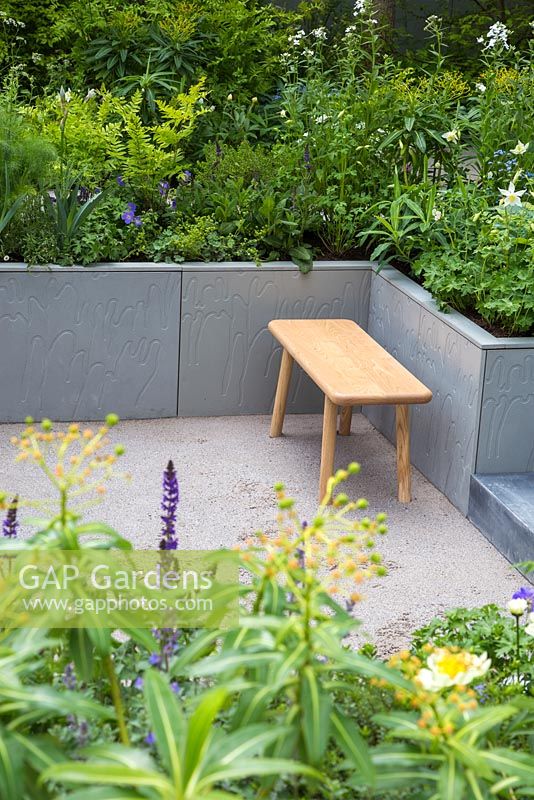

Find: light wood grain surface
<box><xmin>268</xmin><ymin>319</ymin><xmax>432</xmax><ymax>406</ymax></box>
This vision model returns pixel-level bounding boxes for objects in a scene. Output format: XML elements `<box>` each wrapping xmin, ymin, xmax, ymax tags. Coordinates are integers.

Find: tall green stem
<box><xmin>515</xmin><ymin>616</ymin><xmax>521</xmax><ymax>685</ymax></box>
<box><xmin>104</xmin><ymin>655</ymin><xmax>130</xmax><ymax>746</ymax></box>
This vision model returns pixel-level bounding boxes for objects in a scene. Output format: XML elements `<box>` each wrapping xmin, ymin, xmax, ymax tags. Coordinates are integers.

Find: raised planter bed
<box><xmin>1</xmin><ymin>260</ymin><xmax>532</xmax><ymax>516</ymax></box>
<box><xmin>364</xmin><ymin>266</ymin><xmax>534</xmax><ymax>513</ymax></box>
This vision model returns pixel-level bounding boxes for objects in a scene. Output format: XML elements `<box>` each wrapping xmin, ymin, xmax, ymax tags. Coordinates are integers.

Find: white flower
<box><xmin>315</xmin><ymin>114</ymin><xmax>329</xmax><ymax>123</ymax></box>
<box><xmin>311</xmin><ymin>27</ymin><xmax>327</xmax><ymax>39</ymax></box>
<box><xmin>84</xmin><ymin>88</ymin><xmax>96</xmax><ymax>102</ymax></box>
<box><xmin>499</xmin><ymin>181</ymin><xmax>526</xmax><ymax>207</ymax></box>
<box><xmin>479</xmin><ymin>21</ymin><xmax>511</xmax><ymax>50</ymax></box>
<box><xmin>251</xmin><ymin>96</ymin><xmax>258</xmax><ymax>104</ymax></box>
<box><xmin>289</xmin><ymin>28</ymin><xmax>306</xmax><ymax>46</ymax></box>
<box><xmin>507</xmin><ymin>597</ymin><xmax>528</xmax><ymax>615</ymax></box>
<box><xmin>442</xmin><ymin>129</ymin><xmax>460</xmax><ymax>144</ymax></box>
<box><xmin>432</xmin><ymin>207</ymin><xmax>442</xmax><ymax>221</ymax></box>
<box><xmin>57</xmin><ymin>86</ymin><xmax>72</xmax><ymax>104</ymax></box>
<box><xmin>510</xmin><ymin>140</ymin><xmax>529</xmax><ymax>155</ymax></box>
<box><xmin>475</xmin><ymin>82</ymin><xmax>486</xmax><ymax>93</ymax></box>
<box><xmin>424</xmin><ymin>15</ymin><xmax>442</xmax><ymax>32</ymax></box>
<box><xmin>279</xmin><ymin>109</ymin><xmax>287</xmax><ymax>118</ymax></box>
<box><xmin>353</xmin><ymin>0</ymin><xmax>368</xmax><ymax>15</ymax></box>
<box><xmin>525</xmin><ymin>613</ymin><xmax>534</xmax><ymax>637</ymax></box>
<box><xmin>227</xmin><ymin>93</ymin><xmax>233</xmax><ymax>101</ymax></box>
<box><xmin>345</xmin><ymin>24</ymin><xmax>357</xmax><ymax>36</ymax></box>
<box><xmin>416</xmin><ymin>648</ymin><xmax>491</xmax><ymax>691</ymax></box>
<box><xmin>303</xmin><ymin>48</ymin><xmax>314</xmax><ymax>57</ymax></box>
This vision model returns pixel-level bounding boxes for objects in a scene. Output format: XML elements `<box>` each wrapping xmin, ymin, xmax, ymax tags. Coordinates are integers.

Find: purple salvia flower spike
<box><xmin>160</xmin><ymin>460</ymin><xmax>179</xmax><ymax>550</ymax></box>
<box><xmin>3</xmin><ymin>496</ymin><xmax>19</xmax><ymax>538</ymax></box>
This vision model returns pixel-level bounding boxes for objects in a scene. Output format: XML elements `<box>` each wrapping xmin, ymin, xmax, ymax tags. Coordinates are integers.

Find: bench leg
<box><xmin>270</xmin><ymin>348</ymin><xmax>294</xmax><ymax>437</ymax></box>
<box><xmin>339</xmin><ymin>405</ymin><xmax>352</xmax><ymax>436</ymax></box>
<box><xmin>319</xmin><ymin>395</ymin><xmax>338</xmax><ymax>503</ymax></box>
<box><xmin>396</xmin><ymin>404</ymin><xmax>411</xmax><ymax>503</ymax></box>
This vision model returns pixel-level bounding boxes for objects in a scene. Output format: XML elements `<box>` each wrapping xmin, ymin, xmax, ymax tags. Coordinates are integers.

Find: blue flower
<box><xmin>121</xmin><ymin>202</ymin><xmax>142</xmax><ymax>227</ymax></box>
<box><xmin>512</xmin><ymin>587</ymin><xmax>534</xmax><ymax>602</ymax></box>
<box><xmin>159</xmin><ymin>180</ymin><xmax>170</xmax><ymax>196</ymax></box>
<box><xmin>134</xmin><ymin>676</ymin><xmax>144</xmax><ymax>689</ymax></box>
<box><xmin>62</xmin><ymin>662</ymin><xmax>77</xmax><ymax>690</ymax></box>
<box><xmin>116</xmin><ymin>175</ymin><xmax>125</xmax><ymax>187</ymax></box>
<box><xmin>149</xmin><ymin>652</ymin><xmax>161</xmax><ymax>667</ymax></box>
<box><xmin>145</xmin><ymin>732</ymin><xmax>156</xmax><ymax>746</ymax></box>
<box><xmin>170</xmin><ymin>681</ymin><xmax>180</xmax><ymax>694</ymax></box>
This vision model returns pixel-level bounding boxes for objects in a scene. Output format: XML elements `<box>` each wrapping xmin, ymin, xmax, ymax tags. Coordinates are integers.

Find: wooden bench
<box><xmin>268</xmin><ymin>319</ymin><xmax>432</xmax><ymax>503</ymax></box>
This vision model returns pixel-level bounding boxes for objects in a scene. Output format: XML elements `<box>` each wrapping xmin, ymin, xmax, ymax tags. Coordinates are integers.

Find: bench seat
<box><xmin>268</xmin><ymin>319</ymin><xmax>432</xmax><ymax>503</ymax></box>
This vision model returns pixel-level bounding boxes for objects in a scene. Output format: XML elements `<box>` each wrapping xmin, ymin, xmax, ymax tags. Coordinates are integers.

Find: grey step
<box><xmin>468</xmin><ymin>473</ymin><xmax>534</xmax><ymax>581</ymax></box>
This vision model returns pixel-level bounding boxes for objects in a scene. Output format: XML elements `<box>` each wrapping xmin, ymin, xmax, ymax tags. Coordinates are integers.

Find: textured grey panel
<box><xmin>0</xmin><ymin>271</ymin><xmax>181</xmax><ymax>422</ymax></box>
<box><xmin>179</xmin><ymin>268</ymin><xmax>371</xmax><ymax>416</ymax></box>
<box><xmin>477</xmin><ymin>349</ymin><xmax>534</xmax><ymax>473</ymax></box>
<box><xmin>363</xmin><ymin>272</ymin><xmax>483</xmax><ymax>513</ymax></box>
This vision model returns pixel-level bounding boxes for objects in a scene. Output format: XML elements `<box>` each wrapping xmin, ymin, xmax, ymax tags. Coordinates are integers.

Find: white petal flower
<box><xmin>442</xmin><ymin>129</ymin><xmax>460</xmax><ymax>144</ymax></box>
<box><xmin>315</xmin><ymin>114</ymin><xmax>329</xmax><ymax>123</ymax></box>
<box><xmin>279</xmin><ymin>109</ymin><xmax>287</xmax><ymax>118</ymax></box>
<box><xmin>475</xmin><ymin>82</ymin><xmax>486</xmax><ymax>93</ymax></box>
<box><xmin>510</xmin><ymin>140</ymin><xmax>529</xmax><ymax>155</ymax></box>
<box><xmin>432</xmin><ymin>207</ymin><xmax>442</xmax><ymax>221</ymax></box>
<box><xmin>353</xmin><ymin>0</ymin><xmax>368</xmax><ymax>15</ymax></box>
<box><xmin>507</xmin><ymin>597</ymin><xmax>528</xmax><ymax>615</ymax></box>
<box><xmin>499</xmin><ymin>182</ymin><xmax>526</xmax><ymax>207</ymax></box>
<box><xmin>479</xmin><ymin>21</ymin><xmax>511</xmax><ymax>50</ymax></box>
<box><xmin>415</xmin><ymin>648</ymin><xmax>491</xmax><ymax>691</ymax></box>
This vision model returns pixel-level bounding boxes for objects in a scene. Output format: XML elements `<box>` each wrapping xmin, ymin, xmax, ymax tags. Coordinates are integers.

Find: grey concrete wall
<box><xmin>178</xmin><ymin>264</ymin><xmax>371</xmax><ymax>416</ymax></box>
<box><xmin>0</xmin><ymin>268</ymin><xmax>181</xmax><ymax>422</ymax></box>
<box><xmin>477</xmin><ymin>348</ymin><xmax>534</xmax><ymax>473</ymax></box>
<box><xmin>363</xmin><ymin>268</ymin><xmax>485</xmax><ymax>513</ymax></box>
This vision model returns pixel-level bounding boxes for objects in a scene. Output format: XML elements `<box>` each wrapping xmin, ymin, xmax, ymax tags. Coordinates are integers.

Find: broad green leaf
<box><xmin>331</xmin><ymin>709</ymin><xmax>374</xmax><ymax>784</ymax></box>
<box><xmin>439</xmin><ymin>754</ymin><xmax>466</xmax><ymax>800</ymax></box>
<box><xmin>301</xmin><ymin>667</ymin><xmax>331</xmax><ymax>766</ymax></box>
<box><xmin>207</xmin><ymin>724</ymin><xmax>290</xmax><ymax>768</ymax></box>
<box><xmin>188</xmin><ymin>651</ymin><xmax>282</xmax><ymax>677</ymax></box>
<box><xmin>183</xmin><ymin>688</ymin><xmax>227</xmax><ymax>786</ymax></box>
<box><xmin>41</xmin><ymin>762</ymin><xmax>172</xmax><ymax>794</ymax></box>
<box><xmin>144</xmin><ymin>670</ymin><xmax>185</xmax><ymax>789</ymax></box>
<box><xmin>455</xmin><ymin>706</ymin><xmax>517</xmax><ymax>744</ymax></box>
<box><xmin>0</xmin><ymin>733</ymin><xmax>21</xmax><ymax>800</ymax></box>
<box><xmin>482</xmin><ymin>748</ymin><xmax>534</xmax><ymax>784</ymax></box>
<box><xmin>195</xmin><ymin>757</ymin><xmax>323</xmax><ymax>791</ymax></box>
<box><xmin>69</xmin><ymin>628</ymin><xmax>94</xmax><ymax>682</ymax></box>
<box><xmin>68</xmin><ymin>790</ymin><xmax>145</xmax><ymax>799</ymax></box>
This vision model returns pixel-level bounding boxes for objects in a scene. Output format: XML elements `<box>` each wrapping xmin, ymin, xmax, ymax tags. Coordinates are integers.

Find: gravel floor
<box><xmin>0</xmin><ymin>413</ymin><xmax>520</xmax><ymax>654</ymax></box>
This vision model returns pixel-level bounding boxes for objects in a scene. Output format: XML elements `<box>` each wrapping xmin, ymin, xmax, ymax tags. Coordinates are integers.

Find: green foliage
<box><xmin>411</xmin><ymin>604</ymin><xmax>534</xmax><ymax>700</ymax></box>
<box><xmin>150</xmin><ymin>214</ymin><xmax>260</xmax><ymax>264</ymax></box>
<box><xmin>0</xmin><ymin>100</ymin><xmax>56</xmax><ymax>234</ymax></box>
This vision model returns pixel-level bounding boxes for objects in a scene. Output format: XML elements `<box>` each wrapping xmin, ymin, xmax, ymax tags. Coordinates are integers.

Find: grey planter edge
<box><xmin>371</xmin><ymin>265</ymin><xmax>534</xmax><ymax>350</ymax></box>
<box><xmin>5</xmin><ymin>258</ymin><xmax>531</xmax><ymax>347</ymax></box>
